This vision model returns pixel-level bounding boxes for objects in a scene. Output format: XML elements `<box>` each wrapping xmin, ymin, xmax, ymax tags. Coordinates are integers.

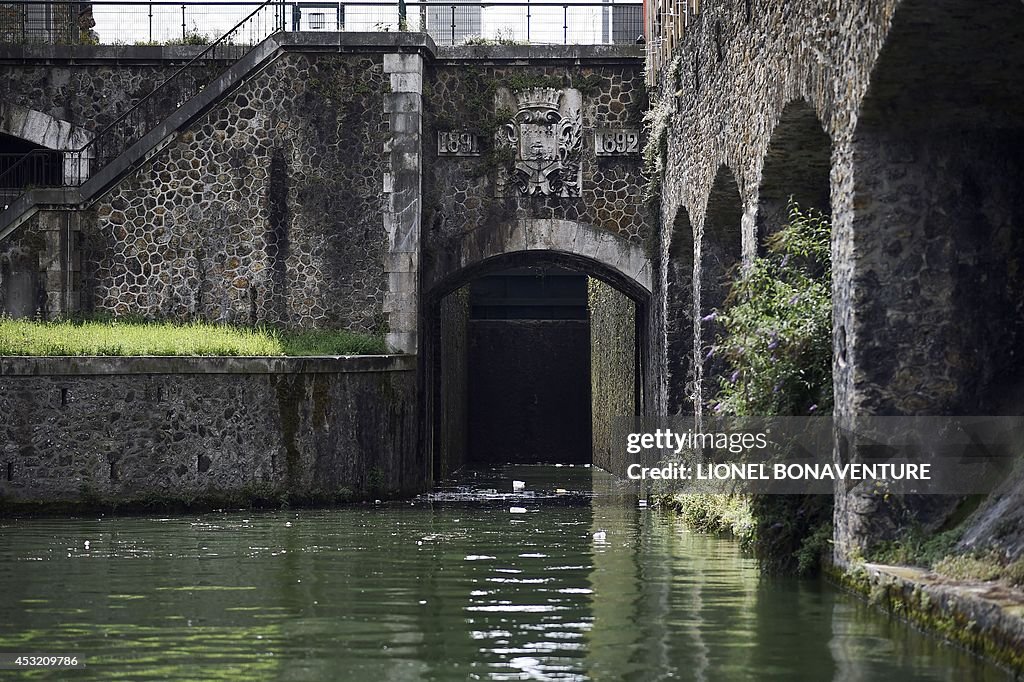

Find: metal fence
<box><xmin>0</xmin><ymin>0</ymin><xmax>643</xmax><ymax>47</ymax></box>
<box><xmin>0</xmin><ymin>0</ymin><xmax>285</xmax><ymax>198</ymax></box>
<box><xmin>0</xmin><ymin>0</ymin><xmax>643</xmax><ymax>202</ymax></box>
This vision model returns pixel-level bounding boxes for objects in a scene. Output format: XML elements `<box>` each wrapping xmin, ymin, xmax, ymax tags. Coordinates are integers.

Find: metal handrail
<box><xmin>0</xmin><ymin>0</ymin><xmax>642</xmax><ymax>196</ymax></box>
<box><xmin>0</xmin><ymin>0</ymin><xmax>285</xmax><ymax>192</ymax></box>
<box><xmin>0</xmin><ymin>1</ymin><xmax>640</xmax><ymax>7</ymax></box>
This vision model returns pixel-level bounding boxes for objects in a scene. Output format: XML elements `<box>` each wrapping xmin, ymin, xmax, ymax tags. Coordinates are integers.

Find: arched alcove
<box><xmin>757</xmin><ymin>100</ymin><xmax>831</xmax><ymax>250</ymax></box>
<box><xmin>698</xmin><ymin>166</ymin><xmax>743</xmax><ymax>410</ymax></box>
<box><xmin>666</xmin><ymin>205</ymin><xmax>696</xmax><ymax>416</ymax></box>
<box><xmin>0</xmin><ymin>103</ymin><xmax>91</xmax><ymax>199</ymax></box>
<box><xmin>839</xmin><ymin>0</ymin><xmax>1024</xmax><ymax>559</ymax></box>
<box><xmin>852</xmin><ymin>0</ymin><xmax>1024</xmax><ymax>417</ymax></box>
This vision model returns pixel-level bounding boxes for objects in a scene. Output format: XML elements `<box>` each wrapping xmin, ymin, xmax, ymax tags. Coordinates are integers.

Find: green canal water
<box><xmin>0</xmin><ymin>465</ymin><xmax>1011</xmax><ymax>680</ymax></box>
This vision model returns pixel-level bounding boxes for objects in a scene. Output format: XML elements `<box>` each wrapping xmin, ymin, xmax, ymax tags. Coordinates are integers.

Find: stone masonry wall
<box><xmin>1</xmin><ymin>47</ymin><xmax>233</xmax><ymax>137</ymax></box>
<box><xmin>652</xmin><ymin>0</ymin><xmax>1024</xmax><ymax>560</ymax></box>
<box><xmin>422</xmin><ymin>51</ymin><xmax>650</xmax><ymax>292</ymax></box>
<box><xmin>81</xmin><ymin>52</ymin><xmax>390</xmax><ymax>332</ymax></box>
<box><xmin>0</xmin><ymin>356</ymin><xmax>420</xmax><ymax>508</ymax></box>
<box><xmin>589</xmin><ymin>277</ymin><xmax>635</xmax><ymax>476</ymax></box>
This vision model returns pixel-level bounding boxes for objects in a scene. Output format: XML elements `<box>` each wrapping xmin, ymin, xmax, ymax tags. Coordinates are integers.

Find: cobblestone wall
<box><xmin>0</xmin><ymin>356</ymin><xmax>419</xmax><ymax>509</ymax></box>
<box><xmin>81</xmin><ymin>52</ymin><xmax>390</xmax><ymax>332</ymax></box>
<box><xmin>1</xmin><ymin>48</ymin><xmax>229</xmax><ymax>136</ymax></box>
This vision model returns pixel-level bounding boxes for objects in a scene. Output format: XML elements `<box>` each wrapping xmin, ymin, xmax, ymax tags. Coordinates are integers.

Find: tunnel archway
<box><xmin>422</xmin><ymin>221</ymin><xmax>652</xmax><ymax>480</ymax></box>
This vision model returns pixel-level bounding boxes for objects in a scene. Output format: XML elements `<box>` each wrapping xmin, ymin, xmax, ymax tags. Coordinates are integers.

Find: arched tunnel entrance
<box><xmin>423</xmin><ymin>249</ymin><xmax>650</xmax><ymax>480</ymax></box>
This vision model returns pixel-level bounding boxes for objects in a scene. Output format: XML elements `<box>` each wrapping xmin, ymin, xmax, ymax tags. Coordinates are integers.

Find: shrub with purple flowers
<box><xmin>712</xmin><ymin>200</ymin><xmax>833</xmax><ymax>417</ymax></box>
<box><xmin>712</xmin><ymin>200</ymin><xmax>834</xmax><ymax>575</ymax></box>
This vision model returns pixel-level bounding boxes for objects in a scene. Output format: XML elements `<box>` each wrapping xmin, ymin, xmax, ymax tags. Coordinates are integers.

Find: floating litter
<box><xmin>510</xmin><ymin>507</ymin><xmax>527</xmax><ymax>514</ymax></box>
<box><xmin>512</xmin><ymin>480</ymin><xmax>525</xmax><ymax>491</ymax></box>
<box><xmin>638</xmin><ymin>499</ymin><xmax>648</xmax><ymax>508</ymax></box>
<box><xmin>592</xmin><ymin>531</ymin><xmax>607</xmax><ymax>541</ymax></box>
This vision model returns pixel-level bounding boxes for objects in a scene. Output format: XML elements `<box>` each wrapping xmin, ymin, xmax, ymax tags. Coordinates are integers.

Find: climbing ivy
<box><xmin>640</xmin><ymin>65</ymin><xmax>675</xmax><ymax>209</ymax></box>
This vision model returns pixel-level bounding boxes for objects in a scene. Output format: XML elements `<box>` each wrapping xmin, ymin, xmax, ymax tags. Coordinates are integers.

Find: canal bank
<box><xmin>829</xmin><ymin>561</ymin><xmax>1024</xmax><ymax>677</ymax></box>
<box><xmin>0</xmin><ymin>355</ymin><xmax>419</xmax><ymax>512</ymax></box>
<box><xmin>657</xmin><ymin>491</ymin><xmax>1024</xmax><ymax>677</ymax></box>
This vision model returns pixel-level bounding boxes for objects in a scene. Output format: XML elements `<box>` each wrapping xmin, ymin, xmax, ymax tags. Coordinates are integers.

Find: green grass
<box><xmin>661</xmin><ymin>493</ymin><xmax>756</xmax><ymax>545</ymax></box>
<box><xmin>0</xmin><ymin>318</ymin><xmax>387</xmax><ymax>357</ymax></box>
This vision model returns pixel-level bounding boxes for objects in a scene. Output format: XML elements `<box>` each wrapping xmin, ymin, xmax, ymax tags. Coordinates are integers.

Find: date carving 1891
<box><xmin>437</xmin><ymin>131</ymin><xmax>481</xmax><ymax>156</ymax></box>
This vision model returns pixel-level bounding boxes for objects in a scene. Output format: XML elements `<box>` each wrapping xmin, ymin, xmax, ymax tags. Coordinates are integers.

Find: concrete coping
<box><xmin>0</xmin><ymin>354</ymin><xmax>416</xmax><ymax>376</ymax></box>
<box><xmin>0</xmin><ymin>43</ymin><xmax>247</xmax><ymax>64</ymax></box>
<box><xmin>1</xmin><ymin>32</ymin><xmax>643</xmax><ymax>65</ymax></box>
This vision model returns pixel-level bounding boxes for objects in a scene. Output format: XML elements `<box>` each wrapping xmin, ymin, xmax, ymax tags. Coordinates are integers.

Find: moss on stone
<box><xmin>273</xmin><ymin>374</ymin><xmax>304</xmax><ymax>490</ymax></box>
<box><xmin>829</xmin><ymin>563</ymin><xmax>1024</xmax><ymax>676</ymax></box>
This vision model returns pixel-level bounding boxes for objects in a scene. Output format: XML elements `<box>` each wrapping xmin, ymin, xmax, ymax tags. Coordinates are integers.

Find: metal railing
<box><xmin>0</xmin><ymin>0</ymin><xmax>642</xmax><ymax>46</ymax></box>
<box><xmin>645</xmin><ymin>0</ymin><xmax>701</xmax><ymax>86</ymax></box>
<box><xmin>0</xmin><ymin>0</ymin><xmax>285</xmax><ymax>199</ymax></box>
<box><xmin>0</xmin><ymin>0</ymin><xmax>643</xmax><ymax>203</ymax></box>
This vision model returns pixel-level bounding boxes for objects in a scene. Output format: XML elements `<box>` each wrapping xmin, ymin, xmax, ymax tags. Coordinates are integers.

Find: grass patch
<box><xmin>660</xmin><ymin>493</ymin><xmax>756</xmax><ymax>545</ymax></box>
<box><xmin>0</xmin><ymin>318</ymin><xmax>387</xmax><ymax>356</ymax></box>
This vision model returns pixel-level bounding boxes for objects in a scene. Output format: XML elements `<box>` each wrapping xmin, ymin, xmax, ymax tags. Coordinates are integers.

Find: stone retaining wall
<box><xmin>0</xmin><ymin>354</ymin><xmax>420</xmax><ymax>511</ymax></box>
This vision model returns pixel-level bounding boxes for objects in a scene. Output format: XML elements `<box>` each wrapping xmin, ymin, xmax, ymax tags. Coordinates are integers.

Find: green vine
<box><xmin>641</xmin><ymin>97</ymin><xmax>671</xmax><ymax>208</ymax></box>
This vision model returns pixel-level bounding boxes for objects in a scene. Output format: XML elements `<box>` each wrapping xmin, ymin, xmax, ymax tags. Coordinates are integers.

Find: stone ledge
<box><xmin>831</xmin><ymin>561</ymin><xmax>1024</xmax><ymax>675</ymax></box>
<box><xmin>0</xmin><ymin>354</ymin><xmax>415</xmax><ymax>376</ymax></box>
<box><xmin>437</xmin><ymin>43</ymin><xmax>644</xmax><ymax>63</ymax></box>
<box><xmin>0</xmin><ymin>43</ymin><xmax>244</xmax><ymax>64</ymax></box>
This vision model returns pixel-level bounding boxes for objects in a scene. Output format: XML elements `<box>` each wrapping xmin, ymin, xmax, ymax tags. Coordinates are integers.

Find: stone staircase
<box><xmin>0</xmin><ymin>1</ymin><xmax>287</xmax><ymax>242</ymax></box>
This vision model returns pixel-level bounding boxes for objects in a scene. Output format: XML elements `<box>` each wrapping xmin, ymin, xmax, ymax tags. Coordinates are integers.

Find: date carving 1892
<box><xmin>594</xmin><ymin>129</ymin><xmax>640</xmax><ymax>156</ymax></box>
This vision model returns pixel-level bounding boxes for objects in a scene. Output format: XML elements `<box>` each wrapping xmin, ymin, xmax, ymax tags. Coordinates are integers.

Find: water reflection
<box><xmin>0</xmin><ymin>466</ymin><xmax>1010</xmax><ymax>680</ymax></box>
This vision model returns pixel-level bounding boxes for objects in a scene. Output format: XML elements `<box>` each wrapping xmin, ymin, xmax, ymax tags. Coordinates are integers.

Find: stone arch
<box><xmin>838</xmin><ymin>0</ymin><xmax>1024</xmax><ymax>559</ymax></box>
<box><xmin>666</xmin><ymin>205</ymin><xmax>696</xmax><ymax>416</ymax></box>
<box><xmin>852</xmin><ymin>0</ymin><xmax>1024</xmax><ymax>417</ymax></box>
<box><xmin>757</xmin><ymin>100</ymin><xmax>831</xmax><ymax>250</ymax></box>
<box><xmin>423</xmin><ymin>219</ymin><xmax>652</xmax><ymax>303</ymax></box>
<box><xmin>0</xmin><ymin>103</ymin><xmax>92</xmax><ymax>190</ymax></box>
<box><xmin>422</xmin><ymin>220</ymin><xmax>652</xmax><ymax>480</ymax></box>
<box><xmin>0</xmin><ymin>102</ymin><xmax>89</xmax><ymax>151</ymax></box>
<box><xmin>698</xmin><ymin>165</ymin><xmax>743</xmax><ymax>410</ymax></box>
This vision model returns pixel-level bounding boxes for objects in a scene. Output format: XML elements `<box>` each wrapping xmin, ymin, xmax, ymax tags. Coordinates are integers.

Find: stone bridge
<box><xmin>649</xmin><ymin>0</ymin><xmax>1024</xmax><ymax>559</ymax></box>
<box><xmin>2</xmin><ymin>0</ymin><xmax>1024</xmax><ymax>562</ymax></box>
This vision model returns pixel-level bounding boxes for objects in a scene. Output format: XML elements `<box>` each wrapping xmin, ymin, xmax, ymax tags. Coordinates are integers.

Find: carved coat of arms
<box><xmin>500</xmin><ymin>88</ymin><xmax>582</xmax><ymax>197</ymax></box>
